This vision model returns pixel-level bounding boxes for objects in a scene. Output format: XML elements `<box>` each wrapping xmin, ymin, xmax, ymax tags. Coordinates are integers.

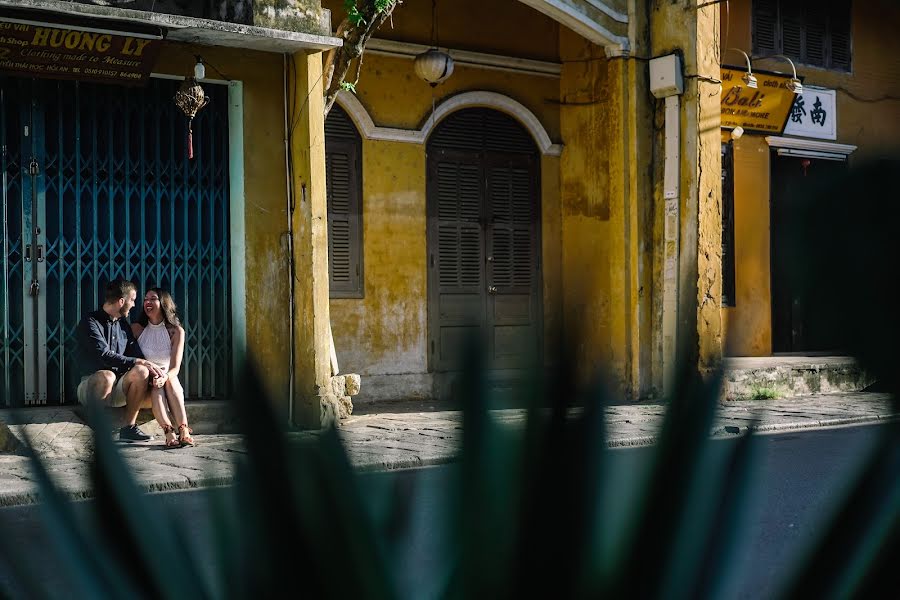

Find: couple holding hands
<box><xmin>76</xmin><ymin>279</ymin><xmax>195</xmax><ymax>449</ymax></box>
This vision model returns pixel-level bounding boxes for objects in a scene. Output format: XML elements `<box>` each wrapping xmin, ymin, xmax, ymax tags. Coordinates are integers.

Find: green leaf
<box><xmin>340</xmin><ymin>81</ymin><xmax>357</xmax><ymax>94</ymax></box>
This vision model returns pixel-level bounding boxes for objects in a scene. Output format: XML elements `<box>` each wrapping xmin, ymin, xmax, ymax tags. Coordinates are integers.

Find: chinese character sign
<box><xmin>783</xmin><ymin>87</ymin><xmax>837</xmax><ymax>140</ymax></box>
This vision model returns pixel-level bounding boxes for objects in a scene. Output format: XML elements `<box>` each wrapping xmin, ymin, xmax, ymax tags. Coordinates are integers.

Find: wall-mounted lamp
<box><xmin>730</xmin><ymin>126</ymin><xmax>744</xmax><ymax>140</ymax></box>
<box><xmin>767</xmin><ymin>54</ymin><xmax>802</xmax><ymax>94</ymax></box>
<box><xmin>728</xmin><ymin>48</ymin><xmax>757</xmax><ymax>89</ymax></box>
<box><xmin>194</xmin><ymin>56</ymin><xmax>206</xmax><ymax>81</ymax></box>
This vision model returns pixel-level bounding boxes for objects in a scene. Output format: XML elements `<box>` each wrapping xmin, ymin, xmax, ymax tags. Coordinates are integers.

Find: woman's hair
<box><xmin>136</xmin><ymin>287</ymin><xmax>181</xmax><ymax>328</ymax></box>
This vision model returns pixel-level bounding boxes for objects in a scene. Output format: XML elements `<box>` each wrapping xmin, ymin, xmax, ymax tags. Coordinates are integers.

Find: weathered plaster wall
<box><xmin>331</xmin><ymin>140</ymin><xmax>426</xmax><ymax>376</ymax></box>
<box><xmin>558</xmin><ymin>32</ymin><xmax>613</xmax><ymax>381</ymax></box>
<box><xmin>722</xmin><ymin>135</ymin><xmax>771</xmax><ymax>356</ymax></box>
<box><xmin>328</xmin><ymin>49</ymin><xmax>562</xmax><ymax>379</ymax></box>
<box><xmin>352</xmin><ymin>52</ymin><xmax>561</xmax><ymax>140</ymax></box>
<box><xmin>722</xmin><ymin>0</ymin><xmax>900</xmax><ymax>355</ymax></box>
<box><xmin>556</xmin><ymin>27</ymin><xmax>654</xmax><ymax>398</ymax></box>
<box><xmin>153</xmin><ymin>44</ymin><xmax>294</xmax><ymax>414</ymax></box>
<box><xmin>322</xmin><ymin>0</ymin><xmax>560</xmax><ymax>62</ymax></box>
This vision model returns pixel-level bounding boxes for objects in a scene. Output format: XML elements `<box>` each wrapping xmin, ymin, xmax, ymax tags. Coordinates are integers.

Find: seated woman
<box><xmin>131</xmin><ymin>288</ymin><xmax>194</xmax><ymax>448</ymax></box>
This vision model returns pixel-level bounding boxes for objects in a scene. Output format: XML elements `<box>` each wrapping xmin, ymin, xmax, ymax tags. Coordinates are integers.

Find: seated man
<box><xmin>76</xmin><ymin>278</ymin><xmax>165</xmax><ymax>441</ymax></box>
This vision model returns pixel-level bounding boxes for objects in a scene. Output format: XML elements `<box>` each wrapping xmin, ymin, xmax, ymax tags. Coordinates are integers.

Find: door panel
<box><xmin>770</xmin><ymin>155</ymin><xmax>846</xmax><ymax>353</ymax></box>
<box><xmin>486</xmin><ymin>155</ymin><xmax>539</xmax><ymax>369</ymax></box>
<box><xmin>427</xmin><ymin>108</ymin><xmax>541</xmax><ymax>373</ymax></box>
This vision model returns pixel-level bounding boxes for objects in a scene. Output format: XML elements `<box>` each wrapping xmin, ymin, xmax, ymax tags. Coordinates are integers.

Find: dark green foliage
<box><xmin>1</xmin><ymin>158</ymin><xmax>898</xmax><ymax>599</ymax></box>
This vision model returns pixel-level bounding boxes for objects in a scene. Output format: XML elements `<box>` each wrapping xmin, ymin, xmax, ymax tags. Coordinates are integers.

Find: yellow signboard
<box><xmin>721</xmin><ymin>67</ymin><xmax>799</xmax><ymax>134</ymax></box>
<box><xmin>0</xmin><ymin>16</ymin><xmax>162</xmax><ymax>85</ymax></box>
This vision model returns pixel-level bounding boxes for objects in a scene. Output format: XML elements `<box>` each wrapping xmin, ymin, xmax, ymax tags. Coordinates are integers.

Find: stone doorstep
<box><xmin>722</xmin><ymin>357</ymin><xmax>875</xmax><ymax>401</ymax></box>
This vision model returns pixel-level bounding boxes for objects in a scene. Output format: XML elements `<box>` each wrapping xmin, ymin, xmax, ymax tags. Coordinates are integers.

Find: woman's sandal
<box><xmin>178</xmin><ymin>423</ymin><xmax>195</xmax><ymax>447</ymax></box>
<box><xmin>162</xmin><ymin>424</ymin><xmax>180</xmax><ymax>449</ymax></box>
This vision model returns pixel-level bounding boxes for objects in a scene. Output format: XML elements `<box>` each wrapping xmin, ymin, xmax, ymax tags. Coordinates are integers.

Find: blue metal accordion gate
<box><xmin>1</xmin><ymin>76</ymin><xmax>232</xmax><ymax>407</ymax></box>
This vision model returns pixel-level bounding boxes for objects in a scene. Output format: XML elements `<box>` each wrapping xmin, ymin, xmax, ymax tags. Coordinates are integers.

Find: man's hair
<box><xmin>104</xmin><ymin>278</ymin><xmax>137</xmax><ymax>304</ymax></box>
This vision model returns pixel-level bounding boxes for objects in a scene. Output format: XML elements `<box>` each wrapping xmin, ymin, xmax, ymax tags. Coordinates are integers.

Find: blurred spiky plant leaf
<box><xmin>2</xmin><ymin>158</ymin><xmax>898</xmax><ymax>600</ymax></box>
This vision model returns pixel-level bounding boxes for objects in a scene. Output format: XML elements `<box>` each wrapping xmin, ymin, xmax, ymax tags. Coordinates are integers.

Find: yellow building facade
<box><xmin>24</xmin><ymin>1</ymin><xmax>873</xmax><ymax>423</ymax></box>
<box><xmin>720</xmin><ymin>0</ymin><xmax>900</xmax><ymax>357</ymax></box>
<box><xmin>323</xmin><ymin>0</ymin><xmax>722</xmax><ymax>403</ymax></box>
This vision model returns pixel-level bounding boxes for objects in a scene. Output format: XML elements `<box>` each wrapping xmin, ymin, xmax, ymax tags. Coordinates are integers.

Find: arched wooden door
<box><xmin>427</xmin><ymin>108</ymin><xmax>542</xmax><ymax>372</ymax></box>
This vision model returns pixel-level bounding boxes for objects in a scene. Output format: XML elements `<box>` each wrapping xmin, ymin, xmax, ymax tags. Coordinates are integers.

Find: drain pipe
<box><xmin>283</xmin><ymin>52</ymin><xmax>296</xmax><ymax>426</ymax></box>
<box><xmin>648</xmin><ymin>53</ymin><xmax>684</xmax><ymax>396</ymax></box>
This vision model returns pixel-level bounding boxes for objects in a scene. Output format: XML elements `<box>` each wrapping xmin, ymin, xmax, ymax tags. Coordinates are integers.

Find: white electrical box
<box><xmin>649</xmin><ymin>54</ymin><xmax>683</xmax><ymax>98</ymax></box>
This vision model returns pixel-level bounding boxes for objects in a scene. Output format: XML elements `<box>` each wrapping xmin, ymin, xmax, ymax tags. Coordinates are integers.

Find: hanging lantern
<box><xmin>174</xmin><ymin>70</ymin><xmax>209</xmax><ymax>160</ymax></box>
<box><xmin>414</xmin><ymin>48</ymin><xmax>454</xmax><ymax>87</ymax></box>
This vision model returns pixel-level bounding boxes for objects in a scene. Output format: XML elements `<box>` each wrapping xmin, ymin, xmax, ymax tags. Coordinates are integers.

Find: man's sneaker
<box><xmin>119</xmin><ymin>424</ymin><xmax>153</xmax><ymax>442</ymax></box>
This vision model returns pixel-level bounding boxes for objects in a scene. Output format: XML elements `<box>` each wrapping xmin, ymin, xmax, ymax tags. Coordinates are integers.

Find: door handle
<box><xmin>488</xmin><ymin>285</ymin><xmax>498</xmax><ymax>294</ymax></box>
<box><xmin>25</xmin><ymin>245</ymin><xmax>31</xmax><ymax>262</ymax></box>
<box><xmin>36</xmin><ymin>244</ymin><xmax>43</xmax><ymax>262</ymax></box>
<box><xmin>29</xmin><ymin>279</ymin><xmax>39</xmax><ymax>297</ymax></box>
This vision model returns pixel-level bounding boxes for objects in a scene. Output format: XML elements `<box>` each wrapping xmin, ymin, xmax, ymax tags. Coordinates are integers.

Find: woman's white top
<box><xmin>138</xmin><ymin>321</ymin><xmax>172</xmax><ymax>372</ymax></box>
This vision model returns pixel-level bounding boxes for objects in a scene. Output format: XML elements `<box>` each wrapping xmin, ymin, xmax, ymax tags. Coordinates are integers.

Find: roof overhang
<box><xmin>0</xmin><ymin>0</ymin><xmax>342</xmax><ymax>53</ymax></box>
<box><xmin>517</xmin><ymin>0</ymin><xmax>631</xmax><ymax>57</ymax></box>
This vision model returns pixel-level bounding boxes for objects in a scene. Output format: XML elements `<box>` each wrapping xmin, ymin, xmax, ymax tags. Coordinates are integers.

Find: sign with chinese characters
<box><xmin>0</xmin><ymin>17</ymin><xmax>162</xmax><ymax>85</ymax></box>
<box><xmin>783</xmin><ymin>87</ymin><xmax>837</xmax><ymax>140</ymax></box>
<box><xmin>720</xmin><ymin>66</ymin><xmax>798</xmax><ymax>134</ymax></box>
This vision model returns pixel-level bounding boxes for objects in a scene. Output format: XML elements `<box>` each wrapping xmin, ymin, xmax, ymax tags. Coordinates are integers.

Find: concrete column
<box><xmin>559</xmin><ymin>34</ymin><xmax>613</xmax><ymax>386</ymax></box>
<box><xmin>558</xmin><ymin>30</ymin><xmax>654</xmax><ymax>398</ymax></box>
<box><xmin>650</xmin><ymin>2</ymin><xmax>723</xmax><ymax>383</ymax></box>
<box><xmin>289</xmin><ymin>51</ymin><xmax>337</xmax><ymax>428</ymax></box>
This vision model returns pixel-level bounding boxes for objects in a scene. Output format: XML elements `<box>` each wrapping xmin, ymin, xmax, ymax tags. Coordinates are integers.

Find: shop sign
<box><xmin>0</xmin><ymin>18</ymin><xmax>162</xmax><ymax>85</ymax></box>
<box><xmin>721</xmin><ymin>66</ymin><xmax>798</xmax><ymax>135</ymax></box>
<box><xmin>783</xmin><ymin>87</ymin><xmax>837</xmax><ymax>140</ymax></box>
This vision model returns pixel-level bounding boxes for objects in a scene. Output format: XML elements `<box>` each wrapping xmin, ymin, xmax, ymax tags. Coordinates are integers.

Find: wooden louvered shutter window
<box><xmin>435</xmin><ymin>159</ymin><xmax>483</xmax><ymax>293</ymax></box>
<box><xmin>325</xmin><ymin>106</ymin><xmax>363</xmax><ymax>298</ymax></box>
<box><xmin>753</xmin><ymin>0</ymin><xmax>778</xmax><ymax>57</ymax></box>
<box><xmin>488</xmin><ymin>160</ymin><xmax>535</xmax><ymax>292</ymax></box>
<box><xmin>829</xmin><ymin>1</ymin><xmax>852</xmax><ymax>71</ymax></box>
<box><xmin>753</xmin><ymin>0</ymin><xmax>851</xmax><ymax>71</ymax></box>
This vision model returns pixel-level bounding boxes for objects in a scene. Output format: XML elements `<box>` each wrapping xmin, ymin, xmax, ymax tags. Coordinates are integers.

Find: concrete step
<box><xmin>722</xmin><ymin>356</ymin><xmax>875</xmax><ymax>401</ymax></box>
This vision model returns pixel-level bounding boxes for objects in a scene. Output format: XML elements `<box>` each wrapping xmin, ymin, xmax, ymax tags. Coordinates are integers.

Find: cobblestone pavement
<box><xmin>0</xmin><ymin>392</ymin><xmax>895</xmax><ymax>507</ymax></box>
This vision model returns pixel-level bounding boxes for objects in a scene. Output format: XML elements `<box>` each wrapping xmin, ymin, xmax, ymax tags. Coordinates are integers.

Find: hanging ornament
<box><xmin>414</xmin><ymin>48</ymin><xmax>454</xmax><ymax>87</ymax></box>
<box><xmin>414</xmin><ymin>0</ymin><xmax>453</xmax><ymax>87</ymax></box>
<box><xmin>174</xmin><ymin>58</ymin><xmax>209</xmax><ymax>160</ymax></box>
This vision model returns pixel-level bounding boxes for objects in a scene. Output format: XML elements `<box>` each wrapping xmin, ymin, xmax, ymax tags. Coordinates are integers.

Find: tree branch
<box><xmin>323</xmin><ymin>1</ymin><xmax>401</xmax><ymax>117</ymax></box>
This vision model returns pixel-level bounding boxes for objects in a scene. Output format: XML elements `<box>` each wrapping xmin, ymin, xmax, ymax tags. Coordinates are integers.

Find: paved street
<box><xmin>0</xmin><ymin>423</ymin><xmax>889</xmax><ymax>599</ymax></box>
<box><xmin>0</xmin><ymin>392</ymin><xmax>895</xmax><ymax>507</ymax></box>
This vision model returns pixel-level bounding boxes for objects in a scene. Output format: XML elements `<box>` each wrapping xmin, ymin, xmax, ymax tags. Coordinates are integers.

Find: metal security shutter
<box><xmin>1</xmin><ymin>77</ymin><xmax>232</xmax><ymax>406</ymax></box>
<box><xmin>427</xmin><ymin>108</ymin><xmax>541</xmax><ymax>372</ymax></box>
<box><xmin>325</xmin><ymin>105</ymin><xmax>363</xmax><ymax>298</ymax></box>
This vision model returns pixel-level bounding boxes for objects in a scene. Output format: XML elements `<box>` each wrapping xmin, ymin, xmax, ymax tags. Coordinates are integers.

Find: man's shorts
<box><xmin>76</xmin><ymin>372</ymin><xmax>127</xmax><ymax>407</ymax></box>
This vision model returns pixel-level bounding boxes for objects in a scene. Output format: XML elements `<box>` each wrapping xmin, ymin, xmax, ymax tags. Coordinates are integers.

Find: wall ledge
<box><xmin>336</xmin><ymin>90</ymin><xmax>563</xmax><ymax>156</ymax></box>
